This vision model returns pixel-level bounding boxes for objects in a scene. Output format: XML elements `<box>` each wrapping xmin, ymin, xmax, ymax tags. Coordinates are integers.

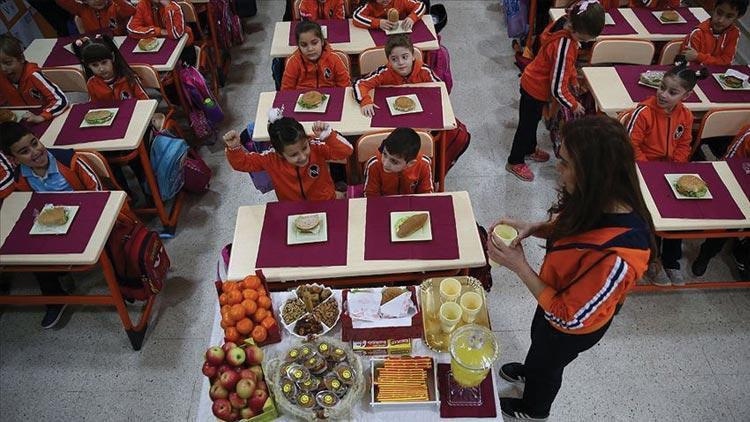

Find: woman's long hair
<box><xmin>548</xmin><ymin>115</ymin><xmax>657</xmax><ymax>260</ymax></box>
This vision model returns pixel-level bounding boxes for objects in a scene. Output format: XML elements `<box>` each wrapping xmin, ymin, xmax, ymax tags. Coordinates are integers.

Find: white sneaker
<box><xmin>665</xmin><ymin>269</ymin><xmax>685</xmax><ymax>286</ymax></box>
<box><xmin>651</xmin><ymin>263</ymin><xmax>671</xmax><ymax>286</ymax></box>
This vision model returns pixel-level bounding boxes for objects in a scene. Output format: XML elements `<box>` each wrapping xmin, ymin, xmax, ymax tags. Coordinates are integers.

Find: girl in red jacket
<box><xmin>223</xmin><ymin>109</ymin><xmax>353</xmax><ymax>201</ymax></box>
<box><xmin>299</xmin><ymin>0</ymin><xmax>346</xmax><ymax>21</ymax></box>
<box><xmin>0</xmin><ymin>35</ymin><xmax>69</xmax><ymax>124</ymax></box>
<box><xmin>55</xmin><ymin>0</ymin><xmax>136</xmax><ymax>35</ymax></box>
<box><xmin>127</xmin><ymin>0</ymin><xmax>194</xmax><ymax>45</ymax></box>
<box><xmin>281</xmin><ymin>20</ymin><xmax>351</xmax><ymax>91</ymax></box>
<box><xmin>353</xmin><ymin>0</ymin><xmax>426</xmax><ymax>31</ymax></box>
<box><xmin>681</xmin><ymin>0</ymin><xmax>747</xmax><ymax>66</ymax></box>
<box><xmin>74</xmin><ymin>35</ymin><xmax>148</xmax><ymax>101</ymax></box>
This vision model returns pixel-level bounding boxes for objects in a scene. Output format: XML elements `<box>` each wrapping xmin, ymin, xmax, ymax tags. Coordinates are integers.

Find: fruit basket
<box><xmin>278</xmin><ymin>283</ymin><xmax>341</xmax><ymax>339</ymax></box>
<box><xmin>217</xmin><ymin>270</ymin><xmax>281</xmax><ymax>347</ymax></box>
<box><xmin>264</xmin><ymin>337</ymin><xmax>365</xmax><ymax>421</ymax></box>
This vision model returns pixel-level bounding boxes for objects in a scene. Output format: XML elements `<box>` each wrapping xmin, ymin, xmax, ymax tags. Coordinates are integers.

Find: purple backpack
<box><xmin>426</xmin><ymin>35</ymin><xmax>453</xmax><ymax>94</ymax></box>
<box><xmin>178</xmin><ymin>65</ymin><xmax>224</xmax><ymax>138</ymax></box>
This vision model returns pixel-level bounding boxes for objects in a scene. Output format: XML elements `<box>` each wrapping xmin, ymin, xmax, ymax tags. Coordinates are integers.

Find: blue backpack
<box><xmin>149</xmin><ymin>133</ymin><xmax>189</xmax><ymax>201</ymax></box>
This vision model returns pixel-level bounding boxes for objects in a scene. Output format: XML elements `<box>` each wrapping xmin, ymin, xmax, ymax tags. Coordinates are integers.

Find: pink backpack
<box><xmin>183</xmin><ymin>148</ymin><xmax>212</xmax><ymax>193</ymax></box>
<box><xmin>427</xmin><ymin>35</ymin><xmax>453</xmax><ymax>94</ymax></box>
<box><xmin>178</xmin><ymin>65</ymin><xmax>224</xmax><ymax>139</ymax></box>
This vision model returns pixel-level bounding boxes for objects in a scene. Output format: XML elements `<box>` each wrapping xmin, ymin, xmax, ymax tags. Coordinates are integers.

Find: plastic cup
<box><xmin>488</xmin><ymin>224</ymin><xmax>518</xmax><ymax>268</ymax></box>
<box><xmin>460</xmin><ymin>292</ymin><xmax>483</xmax><ymax>323</ymax></box>
<box><xmin>439</xmin><ymin>278</ymin><xmax>462</xmax><ymax>303</ymax></box>
<box><xmin>439</xmin><ymin>302</ymin><xmax>462</xmax><ymax>334</ymax></box>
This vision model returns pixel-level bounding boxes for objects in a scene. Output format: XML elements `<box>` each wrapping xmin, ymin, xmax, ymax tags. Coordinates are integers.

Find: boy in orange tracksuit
<box><xmin>353</xmin><ymin>0</ymin><xmax>426</xmax><ymax>30</ymax></box>
<box><xmin>628</xmin><ymin>0</ymin><xmax>679</xmax><ymax>8</ymax></box>
<box><xmin>681</xmin><ymin>0</ymin><xmax>747</xmax><ymax>66</ymax></box>
<box><xmin>127</xmin><ymin>0</ymin><xmax>194</xmax><ymax>45</ymax></box>
<box><xmin>299</xmin><ymin>0</ymin><xmax>346</xmax><ymax>21</ymax></box>
<box><xmin>55</xmin><ymin>0</ymin><xmax>136</xmax><ymax>35</ymax></box>
<box><xmin>223</xmin><ymin>116</ymin><xmax>353</xmax><ymax>201</ymax></box>
<box><xmin>364</xmin><ymin>127</ymin><xmax>433</xmax><ymax>197</ymax></box>
<box><xmin>282</xmin><ymin>20</ymin><xmax>351</xmax><ymax>90</ymax></box>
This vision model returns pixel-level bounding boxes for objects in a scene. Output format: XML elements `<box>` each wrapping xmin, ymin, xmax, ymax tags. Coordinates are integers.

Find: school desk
<box><xmin>226</xmin><ymin>191</ymin><xmax>486</xmax><ymax>290</ymax></box>
<box><xmin>269</xmin><ymin>15</ymin><xmax>439</xmax><ymax>58</ymax></box>
<box><xmin>634</xmin><ymin>160</ymin><xmax>750</xmax><ymax>290</ymax></box>
<box><xmin>549</xmin><ymin>7</ymin><xmax>710</xmax><ymax>41</ymax></box>
<box><xmin>0</xmin><ymin>191</ymin><xmax>155</xmax><ymax>350</ymax></box>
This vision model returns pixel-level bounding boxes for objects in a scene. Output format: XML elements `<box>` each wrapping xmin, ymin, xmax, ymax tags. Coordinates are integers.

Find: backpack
<box><xmin>240</xmin><ymin>124</ymin><xmax>275</xmax><ymax>193</ymax></box>
<box><xmin>429</xmin><ymin>4</ymin><xmax>447</xmax><ymax>34</ymax></box>
<box><xmin>178</xmin><ymin>65</ymin><xmax>224</xmax><ymax>138</ymax></box>
<box><xmin>271</xmin><ymin>57</ymin><xmax>285</xmax><ymax>91</ymax></box>
<box><xmin>434</xmin><ymin>118</ymin><xmax>470</xmax><ymax>180</ymax></box>
<box><xmin>106</xmin><ymin>213</ymin><xmax>171</xmax><ymax>301</ymax></box>
<box><xmin>426</xmin><ymin>35</ymin><xmax>453</xmax><ymax>94</ymax></box>
<box><xmin>547</xmin><ymin>92</ymin><xmax>596</xmax><ymax>158</ymax></box>
<box><xmin>209</xmin><ymin>0</ymin><xmax>236</xmax><ymax>50</ymax></box>
<box><xmin>183</xmin><ymin>148</ymin><xmax>212</xmax><ymax>194</ymax></box>
<box><xmin>149</xmin><ymin>133</ymin><xmax>188</xmax><ymax>201</ymax></box>
<box><xmin>470</xmin><ymin>224</ymin><xmax>493</xmax><ymax>292</ymax></box>
<box><xmin>504</xmin><ymin>0</ymin><xmax>529</xmax><ymax>38</ymax></box>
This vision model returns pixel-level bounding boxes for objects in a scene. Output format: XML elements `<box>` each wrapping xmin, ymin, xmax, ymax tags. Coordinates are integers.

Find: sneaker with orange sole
<box><xmin>506</xmin><ymin>163</ymin><xmax>534</xmax><ymax>181</ymax></box>
<box><xmin>526</xmin><ymin>148</ymin><xmax>551</xmax><ymax>162</ymax></box>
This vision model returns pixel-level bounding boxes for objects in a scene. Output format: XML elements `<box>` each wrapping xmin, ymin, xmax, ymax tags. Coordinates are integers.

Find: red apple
<box><xmin>245</xmin><ymin>345</ymin><xmax>264</xmax><ymax>365</ymax></box>
<box><xmin>248</xmin><ymin>365</ymin><xmax>263</xmax><ymax>381</ymax></box>
<box><xmin>239</xmin><ymin>369</ymin><xmax>257</xmax><ymax>382</ymax></box>
<box><xmin>239</xmin><ymin>407</ymin><xmax>256</xmax><ymax>419</ymax></box>
<box><xmin>205</xmin><ymin>346</ymin><xmax>225</xmax><ymax>366</ymax></box>
<box><xmin>209</xmin><ymin>381</ymin><xmax>229</xmax><ymax>400</ymax></box>
<box><xmin>220</xmin><ymin>370</ymin><xmax>241</xmax><ymax>390</ymax></box>
<box><xmin>248</xmin><ymin>388</ymin><xmax>268</xmax><ymax>413</ymax></box>
<box><xmin>229</xmin><ymin>392</ymin><xmax>248</xmax><ymax>410</ymax></box>
<box><xmin>235</xmin><ymin>378</ymin><xmax>256</xmax><ymax>399</ymax></box>
<box><xmin>256</xmin><ymin>380</ymin><xmax>267</xmax><ymax>392</ymax></box>
<box><xmin>227</xmin><ymin>409</ymin><xmax>239</xmax><ymax>422</ymax></box>
<box><xmin>212</xmin><ymin>398</ymin><xmax>232</xmax><ymax>421</ymax></box>
<box><xmin>202</xmin><ymin>361</ymin><xmax>218</xmax><ymax>379</ymax></box>
<box><xmin>217</xmin><ymin>364</ymin><xmax>233</xmax><ymax>376</ymax></box>
<box><xmin>221</xmin><ymin>342</ymin><xmax>238</xmax><ymax>353</ymax></box>
<box><xmin>226</xmin><ymin>347</ymin><xmax>246</xmax><ymax>367</ymax></box>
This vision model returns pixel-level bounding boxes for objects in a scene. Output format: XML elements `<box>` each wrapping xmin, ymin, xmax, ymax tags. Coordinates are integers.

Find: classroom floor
<box><xmin>1</xmin><ymin>1</ymin><xmax>749</xmax><ymax>421</ymax></box>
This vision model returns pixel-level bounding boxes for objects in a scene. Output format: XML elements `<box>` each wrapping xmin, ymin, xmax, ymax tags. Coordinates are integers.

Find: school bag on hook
<box><xmin>178</xmin><ymin>64</ymin><xmax>224</xmax><ymax>139</ymax></box>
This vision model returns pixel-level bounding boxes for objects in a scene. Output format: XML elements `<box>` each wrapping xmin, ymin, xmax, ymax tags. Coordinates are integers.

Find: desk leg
<box><xmin>436</xmin><ymin>131</ymin><xmax>446</xmax><ymax>192</ymax></box>
<box><xmin>171</xmin><ymin>68</ymin><xmax>191</xmax><ymax>115</ymax></box>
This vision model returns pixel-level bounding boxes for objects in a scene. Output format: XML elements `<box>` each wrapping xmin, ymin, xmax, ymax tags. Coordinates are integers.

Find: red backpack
<box><xmin>434</xmin><ymin>118</ymin><xmax>471</xmax><ymax>181</ymax></box>
<box><xmin>183</xmin><ymin>148</ymin><xmax>212</xmax><ymax>194</ymax></box>
<box><xmin>106</xmin><ymin>213</ymin><xmax>171</xmax><ymax>301</ymax></box>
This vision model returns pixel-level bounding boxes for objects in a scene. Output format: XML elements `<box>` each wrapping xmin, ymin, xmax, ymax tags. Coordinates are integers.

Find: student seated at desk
<box><xmin>0</xmin><ymin>121</ymin><xmax>103</xmax><ymax>328</ymax></box>
<box><xmin>353</xmin><ymin>0</ymin><xmax>425</xmax><ymax>31</ymax></box>
<box><xmin>681</xmin><ymin>0</ymin><xmax>747</xmax><ymax>66</ymax></box>
<box><xmin>0</xmin><ymin>35</ymin><xmax>69</xmax><ymax>125</ymax></box>
<box><xmin>127</xmin><ymin>0</ymin><xmax>194</xmax><ymax>45</ymax></box>
<box><xmin>74</xmin><ymin>35</ymin><xmax>149</xmax><ymax>101</ymax></box>
<box><xmin>628</xmin><ymin>0</ymin><xmax>679</xmax><ymax>9</ymax></box>
<box><xmin>364</xmin><ymin>127</ymin><xmax>433</xmax><ymax>196</ymax></box>
<box><xmin>54</xmin><ymin>0</ymin><xmax>136</xmax><ymax>36</ymax></box>
<box><xmin>282</xmin><ymin>20</ymin><xmax>351</xmax><ymax>90</ymax></box>
<box><xmin>223</xmin><ymin>109</ymin><xmax>353</xmax><ymax>201</ymax></box>
<box><xmin>299</xmin><ymin>0</ymin><xmax>346</xmax><ymax>21</ymax></box>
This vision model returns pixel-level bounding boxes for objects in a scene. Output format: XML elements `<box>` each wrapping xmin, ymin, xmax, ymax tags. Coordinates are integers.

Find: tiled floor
<box><xmin>2</xmin><ymin>1</ymin><xmax>750</xmax><ymax>421</ymax></box>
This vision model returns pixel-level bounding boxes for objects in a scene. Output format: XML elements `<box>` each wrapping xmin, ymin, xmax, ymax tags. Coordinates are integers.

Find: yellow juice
<box><xmin>450</xmin><ymin>335</ymin><xmax>495</xmax><ymax>387</ymax></box>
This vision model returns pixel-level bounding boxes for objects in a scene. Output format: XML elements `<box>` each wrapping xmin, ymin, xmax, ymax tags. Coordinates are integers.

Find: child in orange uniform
<box><xmin>625</xmin><ymin>62</ymin><xmax>708</xmax><ymax>285</ymax></box>
<box><xmin>681</xmin><ymin>0</ymin><xmax>747</xmax><ymax>66</ymax></box>
<box><xmin>55</xmin><ymin>0</ymin><xmax>136</xmax><ymax>35</ymax></box>
<box><xmin>364</xmin><ymin>127</ymin><xmax>433</xmax><ymax>197</ymax></box>
<box><xmin>223</xmin><ymin>109</ymin><xmax>353</xmax><ymax>201</ymax></box>
<box><xmin>354</xmin><ymin>34</ymin><xmax>439</xmax><ymax>117</ymax></box>
<box><xmin>507</xmin><ymin>1</ymin><xmax>604</xmax><ymax>182</ymax></box>
<box><xmin>282</xmin><ymin>20</ymin><xmax>351</xmax><ymax>90</ymax></box>
<box><xmin>127</xmin><ymin>0</ymin><xmax>194</xmax><ymax>45</ymax></box>
<box><xmin>299</xmin><ymin>0</ymin><xmax>346</xmax><ymax>21</ymax></box>
<box><xmin>75</xmin><ymin>35</ymin><xmax>148</xmax><ymax>101</ymax></box>
<box><xmin>0</xmin><ymin>35</ymin><xmax>69</xmax><ymax>124</ymax></box>
<box><xmin>353</xmin><ymin>0</ymin><xmax>426</xmax><ymax>31</ymax></box>
<box><xmin>628</xmin><ymin>0</ymin><xmax>679</xmax><ymax>8</ymax></box>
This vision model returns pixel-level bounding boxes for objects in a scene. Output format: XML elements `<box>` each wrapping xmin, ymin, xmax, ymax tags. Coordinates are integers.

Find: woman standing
<box><xmin>489</xmin><ymin>115</ymin><xmax>655</xmax><ymax>420</ymax></box>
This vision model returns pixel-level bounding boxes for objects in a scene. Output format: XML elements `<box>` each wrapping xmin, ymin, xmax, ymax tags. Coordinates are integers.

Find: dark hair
<box><xmin>380</xmin><ymin>127</ymin><xmax>421</xmax><ymax>162</ymax></box>
<box><xmin>0</xmin><ymin>34</ymin><xmax>24</xmax><ymax>60</ymax></box>
<box><xmin>295</xmin><ymin>19</ymin><xmax>326</xmax><ymax>45</ymax></box>
<box><xmin>667</xmin><ymin>56</ymin><xmax>709</xmax><ymax>91</ymax></box>
<box><xmin>385</xmin><ymin>34</ymin><xmax>414</xmax><ymax>57</ymax></box>
<box><xmin>568</xmin><ymin>1</ymin><xmax>605</xmax><ymax>38</ymax></box>
<box><xmin>716</xmin><ymin>0</ymin><xmax>748</xmax><ymax>16</ymax></box>
<box><xmin>268</xmin><ymin>117</ymin><xmax>307</xmax><ymax>153</ymax></box>
<box><xmin>73</xmin><ymin>35</ymin><xmax>140</xmax><ymax>87</ymax></box>
<box><xmin>0</xmin><ymin>121</ymin><xmax>33</xmax><ymax>154</ymax></box>
<box><xmin>548</xmin><ymin>115</ymin><xmax>657</xmax><ymax>260</ymax></box>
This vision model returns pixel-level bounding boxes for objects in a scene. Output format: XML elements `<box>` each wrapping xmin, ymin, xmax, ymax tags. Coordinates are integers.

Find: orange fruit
<box><xmin>226</xmin><ymin>290</ymin><xmax>243</xmax><ymax>305</ymax></box>
<box><xmin>258</xmin><ymin>296</ymin><xmax>272</xmax><ymax>310</ymax></box>
<box><xmin>251</xmin><ymin>325</ymin><xmax>268</xmax><ymax>343</ymax></box>
<box><xmin>229</xmin><ymin>304</ymin><xmax>245</xmax><ymax>322</ymax></box>
<box><xmin>253</xmin><ymin>308</ymin><xmax>269</xmax><ymax>323</ymax></box>
<box><xmin>222</xmin><ymin>282</ymin><xmax>239</xmax><ymax>293</ymax></box>
<box><xmin>220</xmin><ymin>319</ymin><xmax>231</xmax><ymax>329</ymax></box>
<box><xmin>242</xmin><ymin>299</ymin><xmax>258</xmax><ymax>316</ymax></box>
<box><xmin>242</xmin><ymin>289</ymin><xmax>258</xmax><ymax>301</ymax></box>
<box><xmin>225</xmin><ymin>327</ymin><xmax>240</xmax><ymax>343</ymax></box>
<box><xmin>243</xmin><ymin>276</ymin><xmax>261</xmax><ymax>290</ymax></box>
<box><xmin>236</xmin><ymin>318</ymin><xmax>254</xmax><ymax>335</ymax></box>
<box><xmin>256</xmin><ymin>287</ymin><xmax>267</xmax><ymax>297</ymax></box>
<box><xmin>219</xmin><ymin>293</ymin><xmax>228</xmax><ymax>306</ymax></box>
<box><xmin>220</xmin><ymin>304</ymin><xmax>231</xmax><ymax>314</ymax></box>
<box><xmin>261</xmin><ymin>315</ymin><xmax>277</xmax><ymax>330</ymax></box>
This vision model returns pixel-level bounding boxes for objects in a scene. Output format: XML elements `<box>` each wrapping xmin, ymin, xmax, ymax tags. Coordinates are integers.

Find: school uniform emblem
<box><xmin>120</xmin><ymin>91</ymin><xmax>131</xmax><ymax>100</ymax></box>
<box><xmin>30</xmin><ymin>88</ymin><xmax>42</xmax><ymax>100</ymax></box>
<box><xmin>308</xmin><ymin>164</ymin><xmax>320</xmax><ymax>178</ymax></box>
<box><xmin>324</xmin><ymin>68</ymin><xmax>332</xmax><ymax>79</ymax></box>
<box><xmin>410</xmin><ymin>181</ymin><xmax>418</xmax><ymax>192</ymax></box>
<box><xmin>109</xmin><ymin>18</ymin><xmax>118</xmax><ymax>30</ymax></box>
<box><xmin>674</xmin><ymin>125</ymin><xmax>684</xmax><ymax>139</ymax></box>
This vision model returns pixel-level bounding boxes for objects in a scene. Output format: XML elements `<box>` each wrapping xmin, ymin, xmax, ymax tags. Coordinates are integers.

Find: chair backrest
<box><xmin>697</xmin><ymin>108</ymin><xmax>750</xmax><ymax>140</ymax></box>
<box><xmin>333</xmin><ymin>50</ymin><xmax>351</xmax><ymax>75</ymax></box>
<box><xmin>131</xmin><ymin>64</ymin><xmax>177</xmax><ymax>114</ymax></box>
<box><xmin>356</xmin><ymin>130</ymin><xmax>434</xmax><ymax>165</ymax></box>
<box><xmin>76</xmin><ymin>150</ymin><xmax>125</xmax><ymax>191</ymax></box>
<box><xmin>658</xmin><ymin>39</ymin><xmax>683</xmax><ymax>65</ymax></box>
<box><xmin>40</xmin><ymin>67</ymin><xmax>88</xmax><ymax>94</ymax></box>
<box><xmin>293</xmin><ymin>0</ymin><xmax>302</xmax><ymax>20</ymax></box>
<box><xmin>590</xmin><ymin>39</ymin><xmax>656</xmax><ymax>65</ymax></box>
<box><xmin>178</xmin><ymin>1</ymin><xmax>198</xmax><ymax>23</ymax></box>
<box><xmin>358</xmin><ymin>47</ymin><xmax>424</xmax><ymax>76</ymax></box>
<box><xmin>74</xmin><ymin>16</ymin><xmax>85</xmax><ymax>34</ymax></box>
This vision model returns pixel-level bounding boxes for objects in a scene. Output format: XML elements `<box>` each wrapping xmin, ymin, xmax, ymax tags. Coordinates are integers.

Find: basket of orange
<box><xmin>218</xmin><ymin>272</ymin><xmax>281</xmax><ymax>347</ymax></box>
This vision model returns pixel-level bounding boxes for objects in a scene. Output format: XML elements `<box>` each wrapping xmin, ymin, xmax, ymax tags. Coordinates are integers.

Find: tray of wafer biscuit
<box><xmin>370</xmin><ymin>356</ymin><xmax>439</xmax><ymax>410</ymax></box>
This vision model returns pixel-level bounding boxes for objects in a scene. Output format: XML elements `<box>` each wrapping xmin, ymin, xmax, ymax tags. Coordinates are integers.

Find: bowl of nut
<box><xmin>280</xmin><ymin>283</ymin><xmax>341</xmax><ymax>339</ymax></box>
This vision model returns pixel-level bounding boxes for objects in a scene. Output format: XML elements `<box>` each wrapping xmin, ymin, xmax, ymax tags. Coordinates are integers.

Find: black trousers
<box><xmin>522</xmin><ymin>307</ymin><xmax>611</xmax><ymax>415</ymax></box>
<box><xmin>508</xmin><ymin>88</ymin><xmax>546</xmax><ymax>165</ymax></box>
<box><xmin>34</xmin><ymin>272</ymin><xmax>66</xmax><ymax>296</ymax></box>
<box><xmin>657</xmin><ymin>236</ymin><xmax>683</xmax><ymax>269</ymax></box>
<box><xmin>698</xmin><ymin>238</ymin><xmax>727</xmax><ymax>259</ymax></box>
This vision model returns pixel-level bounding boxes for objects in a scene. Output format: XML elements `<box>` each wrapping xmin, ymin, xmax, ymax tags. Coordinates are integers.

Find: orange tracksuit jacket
<box><xmin>625</xmin><ymin>96</ymin><xmax>693</xmax><ymax>162</ymax></box>
<box><xmin>682</xmin><ymin>20</ymin><xmax>739</xmax><ymax>66</ymax></box>
<box><xmin>629</xmin><ymin>0</ymin><xmax>679</xmax><ymax>8</ymax></box>
<box><xmin>538</xmin><ymin>216</ymin><xmax>651</xmax><ymax>334</ymax></box>
<box><xmin>353</xmin><ymin>0</ymin><xmax>426</xmax><ymax>29</ymax></box>
<box><xmin>0</xmin><ymin>152</ymin><xmax>14</xmax><ymax>199</ymax></box>
<box><xmin>281</xmin><ymin>45</ymin><xmax>351</xmax><ymax>90</ymax></box>
<box><xmin>0</xmin><ymin>62</ymin><xmax>69</xmax><ymax>121</ymax></box>
<box><xmin>725</xmin><ymin>124</ymin><xmax>750</xmax><ymax>159</ymax></box>
<box><xmin>364</xmin><ymin>152</ymin><xmax>433</xmax><ymax>197</ymax></box>
<box><xmin>87</xmin><ymin>75</ymin><xmax>149</xmax><ymax>101</ymax></box>
<box><xmin>225</xmin><ymin>130</ymin><xmax>353</xmax><ymax>201</ymax></box>
<box><xmin>353</xmin><ymin>56</ymin><xmax>440</xmax><ymax>106</ymax></box>
<box><xmin>55</xmin><ymin>0</ymin><xmax>135</xmax><ymax>35</ymax></box>
<box><xmin>299</xmin><ymin>0</ymin><xmax>345</xmax><ymax>21</ymax></box>
<box><xmin>521</xmin><ymin>28</ymin><xmax>579</xmax><ymax>110</ymax></box>
<box><xmin>13</xmin><ymin>149</ymin><xmax>102</xmax><ymax>192</ymax></box>
<box><xmin>127</xmin><ymin>0</ymin><xmax>194</xmax><ymax>44</ymax></box>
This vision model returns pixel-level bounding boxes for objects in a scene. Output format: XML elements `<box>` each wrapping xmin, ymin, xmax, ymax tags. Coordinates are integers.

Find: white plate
<box><xmin>133</xmin><ymin>37</ymin><xmax>165</xmax><ymax>53</ymax></box>
<box><xmin>10</xmin><ymin>110</ymin><xmax>25</xmax><ymax>122</ymax></box>
<box><xmin>390</xmin><ymin>211</ymin><xmax>432</xmax><ymax>242</ymax></box>
<box><xmin>664</xmin><ymin>173</ymin><xmax>713</xmax><ymax>199</ymax></box>
<box><xmin>713</xmin><ymin>73</ymin><xmax>750</xmax><ymax>91</ymax></box>
<box><xmin>652</xmin><ymin>10</ymin><xmax>687</xmax><ymax>24</ymax></box>
<box><xmin>278</xmin><ymin>284</ymin><xmax>341</xmax><ymax>339</ymax></box>
<box><xmin>293</xmin><ymin>92</ymin><xmax>331</xmax><ymax>113</ymax></box>
<box><xmin>605</xmin><ymin>13</ymin><xmax>615</xmax><ymax>25</ymax></box>
<box><xmin>79</xmin><ymin>107</ymin><xmax>119</xmax><ymax>128</ymax></box>
<box><xmin>63</xmin><ymin>43</ymin><xmax>74</xmax><ymax>54</ymax></box>
<box><xmin>383</xmin><ymin>20</ymin><xmax>413</xmax><ymax>35</ymax></box>
<box><xmin>287</xmin><ymin>213</ymin><xmax>328</xmax><ymax>245</ymax></box>
<box><xmin>29</xmin><ymin>205</ymin><xmax>79</xmax><ymax>235</ymax></box>
<box><xmin>385</xmin><ymin>94</ymin><xmax>423</xmax><ymax>116</ymax></box>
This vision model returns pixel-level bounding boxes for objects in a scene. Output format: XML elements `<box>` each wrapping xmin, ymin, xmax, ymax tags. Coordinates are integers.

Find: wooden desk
<box><xmin>270</xmin><ymin>16</ymin><xmax>439</xmax><ymax>58</ymax></box>
<box><xmin>549</xmin><ymin>7</ymin><xmax>710</xmax><ymax>41</ymax></box>
<box><xmin>227</xmin><ymin>191</ymin><xmax>486</xmax><ymax>287</ymax></box>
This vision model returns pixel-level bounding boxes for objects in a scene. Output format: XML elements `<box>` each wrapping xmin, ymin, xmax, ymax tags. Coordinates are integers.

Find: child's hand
<box><xmin>402</xmin><ymin>18</ymin><xmax>414</xmax><ymax>31</ymax></box>
<box><xmin>361</xmin><ymin>104</ymin><xmax>379</xmax><ymax>117</ymax></box>
<box><xmin>311</xmin><ymin>121</ymin><xmax>330</xmax><ymax>137</ymax></box>
<box><xmin>573</xmin><ymin>104</ymin><xmax>585</xmax><ymax>118</ymax></box>
<box><xmin>379</xmin><ymin>20</ymin><xmax>396</xmax><ymax>31</ymax></box>
<box><xmin>682</xmin><ymin>47</ymin><xmax>698</xmax><ymax>62</ymax></box>
<box><xmin>223</xmin><ymin>130</ymin><xmax>242</xmax><ymax>149</ymax></box>
<box><xmin>21</xmin><ymin>112</ymin><xmax>45</xmax><ymax>124</ymax></box>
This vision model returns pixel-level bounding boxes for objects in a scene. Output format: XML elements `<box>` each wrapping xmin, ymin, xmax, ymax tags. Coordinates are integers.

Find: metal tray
<box><xmin>370</xmin><ymin>357</ymin><xmax>439</xmax><ymax>410</ymax></box>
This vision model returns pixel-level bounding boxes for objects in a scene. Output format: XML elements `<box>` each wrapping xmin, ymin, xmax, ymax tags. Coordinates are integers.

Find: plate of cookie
<box><xmin>279</xmin><ymin>283</ymin><xmax>341</xmax><ymax>339</ymax></box>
